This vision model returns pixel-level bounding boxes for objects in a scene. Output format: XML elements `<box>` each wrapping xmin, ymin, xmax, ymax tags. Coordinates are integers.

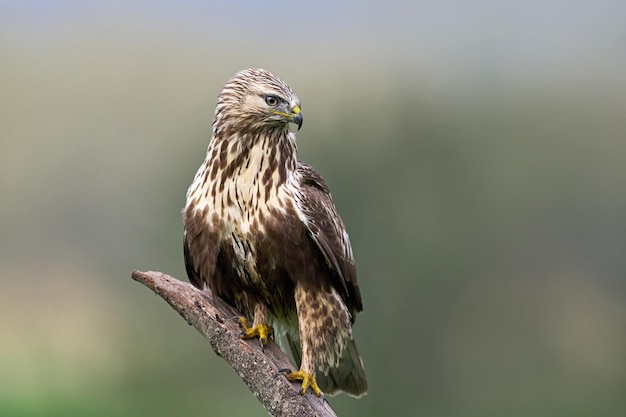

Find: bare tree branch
<box><xmin>131</xmin><ymin>270</ymin><xmax>338</xmax><ymax>417</ymax></box>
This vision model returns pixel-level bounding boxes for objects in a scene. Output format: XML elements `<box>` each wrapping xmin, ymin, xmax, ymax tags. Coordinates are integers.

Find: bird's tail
<box><xmin>316</xmin><ymin>336</ymin><xmax>368</xmax><ymax>397</ymax></box>
<box><xmin>279</xmin><ymin>327</ymin><xmax>368</xmax><ymax>397</ymax></box>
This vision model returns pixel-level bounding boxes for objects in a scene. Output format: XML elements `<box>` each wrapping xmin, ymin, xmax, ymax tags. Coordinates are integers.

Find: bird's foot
<box><xmin>238</xmin><ymin>317</ymin><xmax>273</xmax><ymax>351</ymax></box>
<box><xmin>280</xmin><ymin>368</ymin><xmax>322</xmax><ymax>396</ymax></box>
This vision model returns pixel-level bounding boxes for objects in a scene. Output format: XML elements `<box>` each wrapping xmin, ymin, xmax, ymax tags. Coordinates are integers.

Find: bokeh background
<box><xmin>2</xmin><ymin>1</ymin><xmax>625</xmax><ymax>416</ymax></box>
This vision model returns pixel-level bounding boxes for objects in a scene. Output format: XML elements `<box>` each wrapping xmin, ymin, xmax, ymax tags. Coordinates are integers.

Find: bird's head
<box><xmin>214</xmin><ymin>68</ymin><xmax>303</xmax><ymax>135</ymax></box>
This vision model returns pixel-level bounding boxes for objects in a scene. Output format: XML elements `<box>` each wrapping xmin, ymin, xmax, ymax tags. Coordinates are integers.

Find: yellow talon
<box><xmin>238</xmin><ymin>317</ymin><xmax>273</xmax><ymax>348</ymax></box>
<box><xmin>285</xmin><ymin>370</ymin><xmax>322</xmax><ymax>396</ymax></box>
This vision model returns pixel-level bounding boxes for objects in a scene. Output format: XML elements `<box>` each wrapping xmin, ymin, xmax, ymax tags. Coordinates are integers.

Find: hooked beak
<box><xmin>290</xmin><ymin>105</ymin><xmax>303</xmax><ymax>130</ymax></box>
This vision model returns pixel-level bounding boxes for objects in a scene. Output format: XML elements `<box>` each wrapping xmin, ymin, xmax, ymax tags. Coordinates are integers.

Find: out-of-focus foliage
<box><xmin>1</xmin><ymin>2</ymin><xmax>625</xmax><ymax>416</ymax></box>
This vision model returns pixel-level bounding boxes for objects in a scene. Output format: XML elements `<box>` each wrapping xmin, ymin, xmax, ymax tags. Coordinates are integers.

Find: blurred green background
<box><xmin>2</xmin><ymin>1</ymin><xmax>625</xmax><ymax>416</ymax></box>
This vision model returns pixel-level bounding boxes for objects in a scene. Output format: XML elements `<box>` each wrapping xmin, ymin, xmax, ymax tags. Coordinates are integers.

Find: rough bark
<box><xmin>131</xmin><ymin>270</ymin><xmax>338</xmax><ymax>417</ymax></box>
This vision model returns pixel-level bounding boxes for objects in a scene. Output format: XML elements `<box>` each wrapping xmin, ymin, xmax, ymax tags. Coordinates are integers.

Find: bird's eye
<box><xmin>264</xmin><ymin>95</ymin><xmax>279</xmax><ymax>106</ymax></box>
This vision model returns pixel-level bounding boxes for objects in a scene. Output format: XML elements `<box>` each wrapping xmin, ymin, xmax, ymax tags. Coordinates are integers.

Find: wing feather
<box><xmin>297</xmin><ymin>162</ymin><xmax>363</xmax><ymax>320</ymax></box>
<box><xmin>183</xmin><ymin>232</ymin><xmax>204</xmax><ymax>289</ymax></box>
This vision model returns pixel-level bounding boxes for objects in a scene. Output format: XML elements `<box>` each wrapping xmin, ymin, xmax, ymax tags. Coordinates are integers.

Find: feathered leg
<box><xmin>283</xmin><ymin>284</ymin><xmax>352</xmax><ymax>396</ymax></box>
<box><xmin>284</xmin><ymin>285</ymin><xmax>322</xmax><ymax>395</ymax></box>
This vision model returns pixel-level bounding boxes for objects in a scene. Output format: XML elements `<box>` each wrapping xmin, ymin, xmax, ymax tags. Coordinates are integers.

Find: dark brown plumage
<box><xmin>183</xmin><ymin>68</ymin><xmax>367</xmax><ymax>397</ymax></box>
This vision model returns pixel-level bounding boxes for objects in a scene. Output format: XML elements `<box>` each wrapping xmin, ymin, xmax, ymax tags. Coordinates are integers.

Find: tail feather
<box><xmin>316</xmin><ymin>337</ymin><xmax>368</xmax><ymax>397</ymax></box>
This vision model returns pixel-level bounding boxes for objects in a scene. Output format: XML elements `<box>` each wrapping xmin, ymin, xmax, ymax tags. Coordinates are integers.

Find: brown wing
<box><xmin>182</xmin><ymin>205</ymin><xmax>221</xmax><ymax>294</ymax></box>
<box><xmin>297</xmin><ymin>161</ymin><xmax>363</xmax><ymax>321</ymax></box>
<box><xmin>183</xmin><ymin>231</ymin><xmax>203</xmax><ymax>289</ymax></box>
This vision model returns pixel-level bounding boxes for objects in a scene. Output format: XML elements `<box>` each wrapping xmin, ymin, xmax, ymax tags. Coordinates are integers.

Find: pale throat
<box><xmin>192</xmin><ymin>130</ymin><xmax>299</xmax><ymax>235</ymax></box>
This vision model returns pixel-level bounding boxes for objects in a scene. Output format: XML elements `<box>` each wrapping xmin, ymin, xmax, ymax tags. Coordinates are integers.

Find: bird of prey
<box><xmin>183</xmin><ymin>68</ymin><xmax>367</xmax><ymax>397</ymax></box>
